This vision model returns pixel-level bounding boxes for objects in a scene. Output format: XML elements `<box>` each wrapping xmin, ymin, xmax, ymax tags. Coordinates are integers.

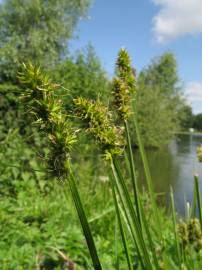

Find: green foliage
<box><xmin>178</xmin><ymin>104</ymin><xmax>193</xmax><ymax>130</ymax></box>
<box><xmin>0</xmin><ymin>178</ymin><xmax>92</xmax><ymax>269</ymax></box>
<box><xmin>136</xmin><ymin>53</ymin><xmax>185</xmax><ymax>148</ymax></box>
<box><xmin>52</xmin><ymin>45</ymin><xmax>110</xmax><ymax>103</ymax></box>
<box><xmin>193</xmin><ymin>113</ymin><xmax>202</xmax><ymax>131</ymax></box>
<box><xmin>0</xmin><ymin>0</ymin><xmax>91</xmax><ymax>81</ymax></box>
<box><xmin>0</xmin><ymin>126</ymin><xmax>119</xmax><ymax>269</ymax></box>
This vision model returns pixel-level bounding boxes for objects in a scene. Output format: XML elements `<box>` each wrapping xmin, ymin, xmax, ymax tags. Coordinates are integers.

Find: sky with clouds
<box><xmin>70</xmin><ymin>0</ymin><xmax>202</xmax><ymax>114</ymax></box>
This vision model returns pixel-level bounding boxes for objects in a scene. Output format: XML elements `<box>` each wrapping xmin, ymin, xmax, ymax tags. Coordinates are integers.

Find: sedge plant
<box><xmin>18</xmin><ymin>63</ymin><xmax>102</xmax><ymax>270</ymax></box>
<box><xmin>73</xmin><ymin>92</ymin><xmax>159</xmax><ymax>268</ymax></box>
<box><xmin>17</xmin><ymin>51</ymin><xmax>202</xmax><ymax>270</ymax></box>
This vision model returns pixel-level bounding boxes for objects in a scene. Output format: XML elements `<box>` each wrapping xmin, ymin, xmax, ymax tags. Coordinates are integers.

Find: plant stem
<box><xmin>170</xmin><ymin>187</ymin><xmax>181</xmax><ymax>267</ymax></box>
<box><xmin>109</xmin><ymin>171</ymin><xmax>144</xmax><ymax>269</ymax></box>
<box><xmin>65</xmin><ymin>168</ymin><xmax>102</xmax><ymax>270</ymax></box>
<box><xmin>112</xmin><ymin>158</ymin><xmax>153</xmax><ymax>270</ymax></box>
<box><xmin>124</xmin><ymin>120</ymin><xmax>141</xmax><ymax>225</ymax></box>
<box><xmin>194</xmin><ymin>174</ymin><xmax>202</xmax><ymax>229</ymax></box>
<box><xmin>111</xmin><ymin>179</ymin><xmax>133</xmax><ymax>270</ymax></box>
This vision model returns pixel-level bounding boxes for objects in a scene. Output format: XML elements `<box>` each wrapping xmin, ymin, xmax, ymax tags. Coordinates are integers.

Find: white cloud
<box><xmin>152</xmin><ymin>0</ymin><xmax>202</xmax><ymax>43</ymax></box>
<box><xmin>185</xmin><ymin>82</ymin><xmax>202</xmax><ymax>114</ymax></box>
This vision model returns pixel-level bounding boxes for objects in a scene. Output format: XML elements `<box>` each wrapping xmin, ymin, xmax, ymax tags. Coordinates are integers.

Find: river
<box><xmin>135</xmin><ymin>134</ymin><xmax>202</xmax><ymax>215</ymax></box>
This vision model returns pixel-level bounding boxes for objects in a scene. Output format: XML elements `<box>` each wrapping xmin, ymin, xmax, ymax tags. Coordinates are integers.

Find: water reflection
<box><xmin>135</xmin><ymin>134</ymin><xmax>202</xmax><ymax>214</ymax></box>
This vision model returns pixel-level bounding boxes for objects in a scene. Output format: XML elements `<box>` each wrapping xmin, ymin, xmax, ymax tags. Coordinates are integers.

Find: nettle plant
<box><xmin>18</xmin><ymin>50</ymin><xmax>202</xmax><ymax>270</ymax></box>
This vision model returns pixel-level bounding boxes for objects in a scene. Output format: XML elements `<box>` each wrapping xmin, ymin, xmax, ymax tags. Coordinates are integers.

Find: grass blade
<box><xmin>170</xmin><ymin>187</ymin><xmax>181</xmax><ymax>267</ymax></box>
<box><xmin>194</xmin><ymin>174</ymin><xmax>202</xmax><ymax>229</ymax></box>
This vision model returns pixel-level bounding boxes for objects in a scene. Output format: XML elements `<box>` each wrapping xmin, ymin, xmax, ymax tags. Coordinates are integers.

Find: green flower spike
<box><xmin>116</xmin><ymin>48</ymin><xmax>136</xmax><ymax>91</ymax></box>
<box><xmin>112</xmin><ymin>48</ymin><xmax>136</xmax><ymax>121</ymax></box>
<box><xmin>178</xmin><ymin>218</ymin><xmax>202</xmax><ymax>253</ymax></box>
<box><xmin>73</xmin><ymin>97</ymin><xmax>124</xmax><ymax>159</ymax></box>
<box><xmin>18</xmin><ymin>63</ymin><xmax>77</xmax><ymax>177</ymax></box>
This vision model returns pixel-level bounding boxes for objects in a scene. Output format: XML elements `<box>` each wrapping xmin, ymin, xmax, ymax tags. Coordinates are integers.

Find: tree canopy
<box><xmin>52</xmin><ymin>45</ymin><xmax>110</xmax><ymax>104</ymax></box>
<box><xmin>0</xmin><ymin>0</ymin><xmax>91</xmax><ymax>82</ymax></box>
<box><xmin>136</xmin><ymin>53</ymin><xmax>185</xmax><ymax>147</ymax></box>
<box><xmin>193</xmin><ymin>113</ymin><xmax>202</xmax><ymax>131</ymax></box>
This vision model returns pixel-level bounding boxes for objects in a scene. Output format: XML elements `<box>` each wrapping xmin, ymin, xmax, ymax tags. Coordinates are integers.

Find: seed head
<box><xmin>18</xmin><ymin>63</ymin><xmax>76</xmax><ymax>177</ymax></box>
<box><xmin>178</xmin><ymin>218</ymin><xmax>202</xmax><ymax>253</ymax></box>
<box><xmin>116</xmin><ymin>48</ymin><xmax>136</xmax><ymax>92</ymax></box>
<box><xmin>112</xmin><ymin>49</ymin><xmax>136</xmax><ymax>120</ymax></box>
<box><xmin>73</xmin><ymin>97</ymin><xmax>124</xmax><ymax>159</ymax></box>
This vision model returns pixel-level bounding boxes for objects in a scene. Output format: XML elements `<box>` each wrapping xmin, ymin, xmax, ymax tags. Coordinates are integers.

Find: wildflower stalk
<box><xmin>73</xmin><ymin>96</ymin><xmax>152</xmax><ymax>268</ymax></box>
<box><xmin>18</xmin><ymin>63</ymin><xmax>102</xmax><ymax>270</ymax></box>
<box><xmin>110</xmin><ymin>49</ymin><xmax>161</xmax><ymax>268</ymax></box>
<box><xmin>112</xmin><ymin>49</ymin><xmax>141</xmax><ymax>224</ymax></box>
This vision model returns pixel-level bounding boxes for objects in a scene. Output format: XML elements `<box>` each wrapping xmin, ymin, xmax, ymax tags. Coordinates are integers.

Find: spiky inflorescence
<box><xmin>112</xmin><ymin>48</ymin><xmax>136</xmax><ymax>120</ymax></box>
<box><xmin>18</xmin><ymin>63</ymin><xmax>77</xmax><ymax>177</ymax></box>
<box><xmin>73</xmin><ymin>97</ymin><xmax>124</xmax><ymax>160</ymax></box>
<box><xmin>177</xmin><ymin>218</ymin><xmax>202</xmax><ymax>253</ymax></box>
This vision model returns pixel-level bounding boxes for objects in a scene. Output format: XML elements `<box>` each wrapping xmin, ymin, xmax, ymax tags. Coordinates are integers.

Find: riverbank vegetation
<box><xmin>0</xmin><ymin>0</ymin><xmax>202</xmax><ymax>269</ymax></box>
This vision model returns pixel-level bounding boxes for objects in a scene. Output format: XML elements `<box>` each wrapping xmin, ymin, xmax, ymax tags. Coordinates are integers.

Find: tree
<box><xmin>137</xmin><ymin>53</ymin><xmax>181</xmax><ymax>96</ymax></box>
<box><xmin>0</xmin><ymin>0</ymin><xmax>91</xmax><ymax>135</ymax></box>
<box><xmin>136</xmin><ymin>53</ymin><xmax>185</xmax><ymax>147</ymax></box>
<box><xmin>0</xmin><ymin>0</ymin><xmax>91</xmax><ymax>82</ymax></box>
<box><xmin>52</xmin><ymin>45</ymin><xmax>110</xmax><ymax>104</ymax></box>
<box><xmin>193</xmin><ymin>114</ymin><xmax>202</xmax><ymax>131</ymax></box>
<box><xmin>178</xmin><ymin>104</ymin><xmax>193</xmax><ymax>130</ymax></box>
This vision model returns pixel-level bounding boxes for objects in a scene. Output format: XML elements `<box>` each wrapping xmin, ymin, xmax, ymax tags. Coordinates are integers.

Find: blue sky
<box><xmin>70</xmin><ymin>0</ymin><xmax>202</xmax><ymax>114</ymax></box>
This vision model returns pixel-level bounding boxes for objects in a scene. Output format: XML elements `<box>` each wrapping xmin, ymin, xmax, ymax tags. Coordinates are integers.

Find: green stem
<box><xmin>111</xmin><ymin>179</ymin><xmax>133</xmax><ymax>270</ymax></box>
<box><xmin>124</xmin><ymin>120</ymin><xmax>141</xmax><ymax>224</ymax></box>
<box><xmin>170</xmin><ymin>187</ymin><xmax>181</xmax><ymax>267</ymax></box>
<box><xmin>112</xmin><ymin>158</ymin><xmax>153</xmax><ymax>270</ymax></box>
<box><xmin>194</xmin><ymin>174</ymin><xmax>202</xmax><ymax>229</ymax></box>
<box><xmin>65</xmin><ymin>169</ymin><xmax>102</xmax><ymax>270</ymax></box>
<box><xmin>109</xmin><ymin>171</ymin><xmax>144</xmax><ymax>270</ymax></box>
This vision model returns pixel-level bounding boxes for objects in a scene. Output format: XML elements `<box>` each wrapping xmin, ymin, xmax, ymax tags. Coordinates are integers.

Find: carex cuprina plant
<box><xmin>73</xmin><ymin>50</ymin><xmax>160</xmax><ymax>270</ymax></box>
<box><xmin>17</xmin><ymin>51</ymin><xmax>202</xmax><ymax>270</ymax></box>
<box><xmin>18</xmin><ymin>63</ymin><xmax>102</xmax><ymax>270</ymax></box>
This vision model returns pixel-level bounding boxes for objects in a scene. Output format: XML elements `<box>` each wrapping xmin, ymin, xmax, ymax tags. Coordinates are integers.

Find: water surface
<box><xmin>135</xmin><ymin>134</ymin><xmax>202</xmax><ymax>214</ymax></box>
